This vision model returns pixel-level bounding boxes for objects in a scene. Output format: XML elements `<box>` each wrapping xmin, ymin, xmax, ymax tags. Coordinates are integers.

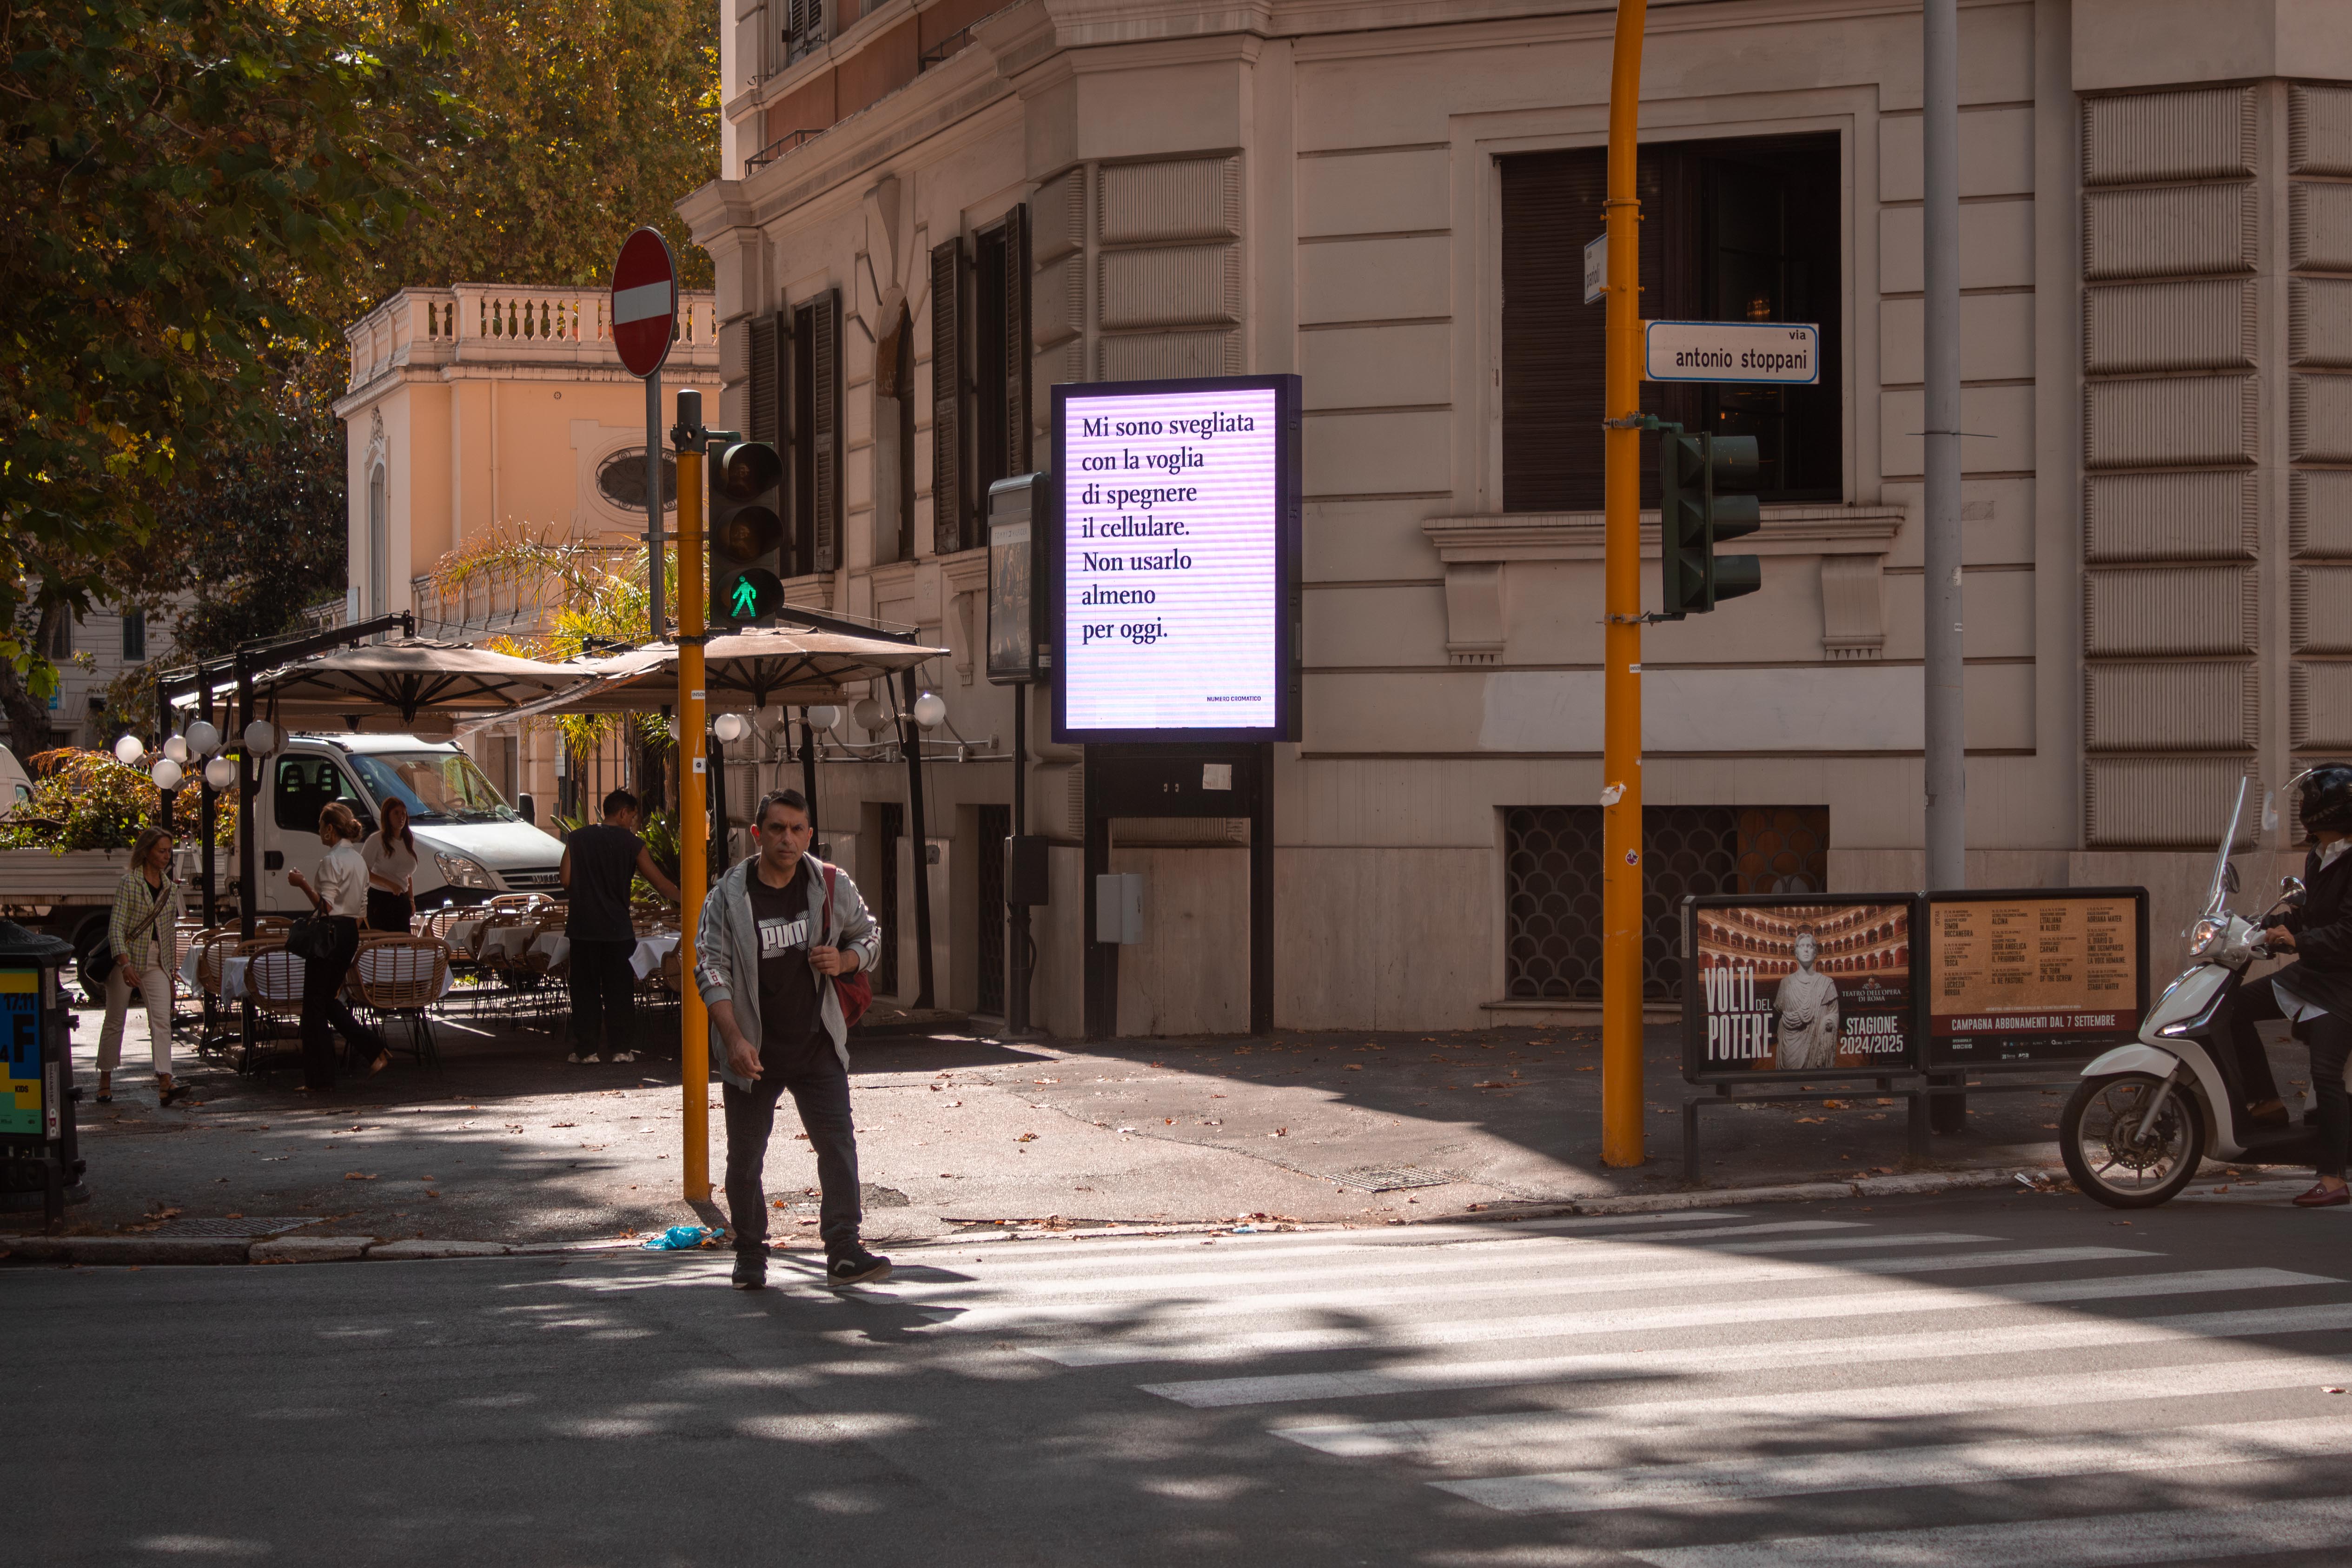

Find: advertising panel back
<box><xmin>1925</xmin><ymin>887</ymin><xmax>2147</xmax><ymax>1067</ymax></box>
<box><xmin>1051</xmin><ymin>376</ymin><xmax>1300</xmax><ymax>743</ymax></box>
<box><xmin>1683</xmin><ymin>896</ymin><xmax>1918</xmax><ymax>1083</ymax></box>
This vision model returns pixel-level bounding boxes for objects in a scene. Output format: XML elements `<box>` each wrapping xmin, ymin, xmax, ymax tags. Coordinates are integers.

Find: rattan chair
<box><xmin>352</xmin><ymin>937</ymin><xmax>449</xmax><ymax>1067</ymax></box>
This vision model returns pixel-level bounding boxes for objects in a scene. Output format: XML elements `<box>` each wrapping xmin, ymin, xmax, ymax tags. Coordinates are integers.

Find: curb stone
<box><xmin>1429</xmin><ymin>1167</ymin><xmax>2044</xmax><ymax>1225</ymax></box>
<box><xmin>252</xmin><ymin>1237</ymin><xmax>372</xmax><ymax>1264</ymax></box>
<box><xmin>364</xmin><ymin>1239</ymin><xmax>510</xmax><ymax>1260</ymax></box>
<box><xmin>2</xmin><ymin>1236</ymin><xmax>253</xmax><ymax>1266</ymax></box>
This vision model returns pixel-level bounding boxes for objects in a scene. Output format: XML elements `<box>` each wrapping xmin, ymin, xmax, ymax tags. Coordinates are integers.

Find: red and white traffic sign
<box><xmin>610</xmin><ymin>227</ymin><xmax>678</xmax><ymax>379</ymax></box>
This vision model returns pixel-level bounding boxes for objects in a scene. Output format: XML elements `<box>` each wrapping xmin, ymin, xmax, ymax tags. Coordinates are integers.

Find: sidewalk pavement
<box><xmin>0</xmin><ymin>994</ymin><xmax>2114</xmax><ymax>1259</ymax></box>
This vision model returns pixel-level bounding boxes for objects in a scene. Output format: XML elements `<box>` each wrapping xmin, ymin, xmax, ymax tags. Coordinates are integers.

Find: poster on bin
<box><xmin>1925</xmin><ymin>888</ymin><xmax>2147</xmax><ymax>1066</ymax></box>
<box><xmin>1683</xmin><ymin>898</ymin><xmax>1917</xmax><ymax>1082</ymax></box>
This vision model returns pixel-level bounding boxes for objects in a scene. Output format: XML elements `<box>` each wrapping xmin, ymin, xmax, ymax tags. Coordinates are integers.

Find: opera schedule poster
<box><xmin>1683</xmin><ymin>899</ymin><xmax>1917</xmax><ymax>1081</ymax></box>
<box><xmin>1051</xmin><ymin>375</ymin><xmax>1301</xmax><ymax>743</ymax></box>
<box><xmin>1927</xmin><ymin>889</ymin><xmax>2147</xmax><ymax>1065</ymax></box>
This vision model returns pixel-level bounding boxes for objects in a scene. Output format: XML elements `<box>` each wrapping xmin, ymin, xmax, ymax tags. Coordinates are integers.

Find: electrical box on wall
<box><xmin>1006</xmin><ymin>834</ymin><xmax>1050</xmax><ymax>906</ymax></box>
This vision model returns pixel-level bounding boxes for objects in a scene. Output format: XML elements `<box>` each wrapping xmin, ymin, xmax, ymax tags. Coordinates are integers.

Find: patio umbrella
<box><xmin>216</xmin><ymin>638</ymin><xmax>591</xmax><ymax>732</ymax></box>
<box><xmin>471</xmin><ymin>624</ymin><xmax>947</xmax><ymax>728</ymax></box>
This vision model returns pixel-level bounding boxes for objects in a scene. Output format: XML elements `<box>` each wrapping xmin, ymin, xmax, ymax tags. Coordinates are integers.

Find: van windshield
<box><xmin>345</xmin><ymin>751</ymin><xmax>515</xmax><ymax>825</ymax></box>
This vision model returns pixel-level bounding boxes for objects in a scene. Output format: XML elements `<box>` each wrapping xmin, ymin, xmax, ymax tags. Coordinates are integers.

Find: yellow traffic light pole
<box><xmin>674</xmin><ymin>395</ymin><xmax>712</xmax><ymax>1203</ymax></box>
<box><xmin>1601</xmin><ymin>0</ymin><xmax>1649</xmax><ymax>1168</ymax></box>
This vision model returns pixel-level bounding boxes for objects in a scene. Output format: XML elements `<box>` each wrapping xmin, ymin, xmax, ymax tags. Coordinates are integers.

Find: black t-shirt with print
<box><xmin>746</xmin><ymin>861</ymin><xmax>828</xmax><ymax>1070</ymax></box>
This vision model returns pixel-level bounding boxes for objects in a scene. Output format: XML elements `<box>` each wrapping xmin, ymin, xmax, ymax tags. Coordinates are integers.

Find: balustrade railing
<box><xmin>346</xmin><ymin>285</ymin><xmax>717</xmax><ymax>390</ymax></box>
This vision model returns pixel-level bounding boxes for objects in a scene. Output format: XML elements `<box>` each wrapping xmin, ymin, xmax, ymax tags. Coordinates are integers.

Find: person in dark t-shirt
<box><xmin>558</xmin><ymin>788</ymin><xmax>682</xmax><ymax>1063</ymax></box>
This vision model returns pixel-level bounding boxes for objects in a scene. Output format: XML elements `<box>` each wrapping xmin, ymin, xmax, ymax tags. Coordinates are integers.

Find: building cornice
<box><xmin>1422</xmin><ymin>503</ymin><xmax>1905</xmax><ymax>563</ymax></box>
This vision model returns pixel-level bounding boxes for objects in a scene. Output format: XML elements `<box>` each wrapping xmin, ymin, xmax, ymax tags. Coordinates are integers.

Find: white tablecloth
<box><xmin>632</xmin><ymin>934</ymin><xmax>681</xmax><ymax>979</ymax></box>
<box><xmin>479</xmin><ymin>925</ymin><xmax>537</xmax><ymax>962</ymax></box>
<box><xmin>445</xmin><ymin>920</ymin><xmax>484</xmax><ymax>957</ymax></box>
<box><xmin>183</xmin><ymin>944</ymin><xmax>453</xmax><ymax>1002</ymax></box>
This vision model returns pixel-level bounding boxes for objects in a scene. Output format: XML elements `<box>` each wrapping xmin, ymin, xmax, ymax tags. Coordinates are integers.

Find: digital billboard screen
<box><xmin>1051</xmin><ymin>375</ymin><xmax>1300</xmax><ymax>743</ymax></box>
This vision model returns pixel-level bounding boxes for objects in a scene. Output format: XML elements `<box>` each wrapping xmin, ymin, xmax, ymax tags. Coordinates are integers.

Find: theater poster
<box><xmin>1683</xmin><ymin>896</ymin><xmax>1918</xmax><ymax>1082</ymax></box>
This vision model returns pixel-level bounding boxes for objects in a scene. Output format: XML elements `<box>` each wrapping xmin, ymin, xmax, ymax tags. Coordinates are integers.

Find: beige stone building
<box><xmin>333</xmin><ymin>283</ymin><xmax>722</xmax><ymax>812</ymax></box>
<box><xmin>648</xmin><ymin>0</ymin><xmax>2352</xmax><ymax>1037</ymax></box>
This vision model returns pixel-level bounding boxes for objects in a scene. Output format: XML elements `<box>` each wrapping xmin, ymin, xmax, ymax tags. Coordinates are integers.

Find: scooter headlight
<box><xmin>2187</xmin><ymin>917</ymin><xmax>2227</xmax><ymax>961</ymax></box>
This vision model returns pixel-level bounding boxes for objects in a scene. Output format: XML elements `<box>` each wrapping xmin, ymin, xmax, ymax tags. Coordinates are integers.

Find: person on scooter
<box><xmin>2259</xmin><ymin>764</ymin><xmax>2352</xmax><ymax>1208</ymax></box>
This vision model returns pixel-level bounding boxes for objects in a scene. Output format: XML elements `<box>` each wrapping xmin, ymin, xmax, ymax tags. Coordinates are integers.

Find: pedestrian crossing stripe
<box><xmin>879</xmin><ymin>1207</ymin><xmax>2352</xmax><ymax>1561</ymax></box>
<box><xmin>1140</xmin><ymin>1299</ymin><xmax>2352</xmax><ymax>1406</ymax></box>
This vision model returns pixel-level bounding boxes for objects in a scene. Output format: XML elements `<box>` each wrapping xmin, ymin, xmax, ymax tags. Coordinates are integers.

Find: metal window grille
<box><xmin>1505</xmin><ymin>806</ymin><xmax>1828</xmax><ymax>1001</ymax></box>
<box><xmin>976</xmin><ymin>805</ymin><xmax>1008</xmax><ymax>1015</ymax></box>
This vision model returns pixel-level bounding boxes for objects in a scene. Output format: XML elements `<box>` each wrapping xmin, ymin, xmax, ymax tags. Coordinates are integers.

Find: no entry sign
<box><xmin>610</xmin><ymin>227</ymin><xmax>678</xmax><ymax>379</ymax></box>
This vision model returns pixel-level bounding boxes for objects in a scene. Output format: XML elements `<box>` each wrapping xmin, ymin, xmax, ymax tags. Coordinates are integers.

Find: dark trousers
<box><xmin>366</xmin><ymin>888</ymin><xmax>413</xmax><ymax>933</ymax></box>
<box><xmin>722</xmin><ymin>1047</ymin><xmax>860</xmax><ymax>1259</ymax></box>
<box><xmin>569</xmin><ymin>939</ymin><xmax>636</xmax><ymax>1057</ymax></box>
<box><xmin>2309</xmin><ymin>1011</ymin><xmax>2352</xmax><ymax>1180</ymax></box>
<box><xmin>298</xmin><ymin>918</ymin><xmax>370</xmax><ymax>1090</ymax></box>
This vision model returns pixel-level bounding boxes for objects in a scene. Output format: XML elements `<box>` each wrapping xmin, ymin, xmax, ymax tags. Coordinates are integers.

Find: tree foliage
<box><xmin>0</xmin><ymin>748</ymin><xmax>236</xmax><ymax>851</ymax></box>
<box><xmin>1</xmin><ymin>0</ymin><xmax>720</xmax><ymax>748</ymax></box>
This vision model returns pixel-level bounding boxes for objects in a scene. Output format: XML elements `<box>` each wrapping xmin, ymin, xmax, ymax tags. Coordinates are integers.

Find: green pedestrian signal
<box><xmin>709</xmin><ymin>440</ymin><xmax>785</xmax><ymax>629</ymax></box>
<box><xmin>1658</xmin><ymin>428</ymin><xmax>1762</xmax><ymax>615</ymax></box>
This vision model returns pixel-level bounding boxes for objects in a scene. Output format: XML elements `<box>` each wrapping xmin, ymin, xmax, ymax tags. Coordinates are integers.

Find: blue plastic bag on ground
<box><xmin>641</xmin><ymin>1224</ymin><xmax>724</xmax><ymax>1251</ymax></box>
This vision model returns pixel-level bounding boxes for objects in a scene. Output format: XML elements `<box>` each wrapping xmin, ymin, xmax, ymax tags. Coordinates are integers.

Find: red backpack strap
<box><xmin>822</xmin><ymin>862</ymin><xmax>837</xmax><ymax>944</ymax></box>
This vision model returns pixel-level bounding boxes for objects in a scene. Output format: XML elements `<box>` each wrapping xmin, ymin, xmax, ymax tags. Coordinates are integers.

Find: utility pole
<box><xmin>673</xmin><ymin>389</ymin><xmax>711</xmax><ymax>1204</ymax></box>
<box><xmin>1922</xmin><ymin>0</ymin><xmax>1965</xmax><ymax>891</ymax></box>
<box><xmin>1600</xmin><ymin>0</ymin><xmax>1650</xmax><ymax>1168</ymax></box>
<box><xmin>647</xmin><ymin>369</ymin><xmax>666</xmax><ymax>644</ymax></box>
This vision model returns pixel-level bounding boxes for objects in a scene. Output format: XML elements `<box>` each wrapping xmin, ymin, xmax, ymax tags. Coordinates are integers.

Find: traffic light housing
<box><xmin>709</xmin><ymin>440</ymin><xmax>785</xmax><ymax>628</ymax></box>
<box><xmin>1658</xmin><ymin>430</ymin><xmax>1762</xmax><ymax>615</ymax></box>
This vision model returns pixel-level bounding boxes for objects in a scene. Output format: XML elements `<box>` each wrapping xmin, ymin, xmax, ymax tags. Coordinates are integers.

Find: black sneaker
<box><xmin>826</xmin><ymin>1246</ymin><xmax>892</xmax><ymax>1288</ymax></box>
<box><xmin>730</xmin><ymin>1253</ymin><xmax>767</xmax><ymax>1291</ymax></box>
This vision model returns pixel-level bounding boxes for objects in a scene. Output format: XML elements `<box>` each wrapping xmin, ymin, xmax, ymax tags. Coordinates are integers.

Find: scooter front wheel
<box><xmin>2061</xmin><ymin>1071</ymin><xmax>2206</xmax><ymax>1208</ymax></box>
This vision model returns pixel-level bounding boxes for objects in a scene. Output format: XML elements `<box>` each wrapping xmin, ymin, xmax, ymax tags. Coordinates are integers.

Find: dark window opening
<box><xmin>790</xmin><ymin>300</ymin><xmax>819</xmax><ymax>579</ymax></box>
<box><xmin>930</xmin><ymin>207</ymin><xmax>1027</xmax><ymax>557</ymax></box>
<box><xmin>1504</xmin><ymin>805</ymin><xmax>1829</xmax><ymax>1001</ymax></box>
<box><xmin>976</xmin><ymin>804</ymin><xmax>1009</xmax><ymax>1015</ymax></box>
<box><xmin>274</xmin><ymin>757</ymin><xmax>361</xmax><ymax>834</ymax></box>
<box><xmin>121</xmin><ymin>612</ymin><xmax>145</xmax><ymax>662</ymax></box>
<box><xmin>973</xmin><ymin>224</ymin><xmax>1012</xmax><ymax>507</ymax></box>
<box><xmin>1500</xmin><ymin>133</ymin><xmax>1842</xmax><ymax>513</ymax></box>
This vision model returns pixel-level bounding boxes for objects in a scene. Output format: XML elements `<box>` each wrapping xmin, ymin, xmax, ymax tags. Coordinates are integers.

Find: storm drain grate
<box><xmin>1327</xmin><ymin>1167</ymin><xmax>1456</xmax><ymax>1193</ymax></box>
<box><xmin>151</xmin><ymin>1217</ymin><xmax>320</xmax><ymax>1239</ymax></box>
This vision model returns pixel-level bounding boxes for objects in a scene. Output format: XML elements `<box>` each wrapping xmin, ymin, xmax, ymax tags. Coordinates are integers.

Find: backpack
<box><xmin>821</xmin><ymin>863</ymin><xmax>873</xmax><ymax>1028</ymax></box>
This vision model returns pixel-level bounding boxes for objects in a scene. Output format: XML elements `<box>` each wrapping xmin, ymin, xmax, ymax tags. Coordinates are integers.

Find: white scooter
<box><xmin>2061</xmin><ymin>778</ymin><xmax>2316</xmax><ymax>1208</ymax></box>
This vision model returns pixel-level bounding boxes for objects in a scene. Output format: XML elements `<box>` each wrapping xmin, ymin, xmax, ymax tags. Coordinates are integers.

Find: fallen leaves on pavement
<box><xmin>343</xmin><ymin>1172</ymin><xmax>378</xmax><ymax>1181</ymax></box>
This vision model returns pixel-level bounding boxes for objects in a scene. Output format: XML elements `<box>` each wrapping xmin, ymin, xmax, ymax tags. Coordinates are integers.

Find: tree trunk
<box><xmin>0</xmin><ymin>607</ymin><xmax>63</xmax><ymax>759</ymax></box>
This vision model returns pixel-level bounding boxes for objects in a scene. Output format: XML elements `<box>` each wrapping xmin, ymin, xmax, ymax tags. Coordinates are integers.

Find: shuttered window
<box><xmin>747</xmin><ymin>313</ymin><xmax>783</xmax><ymax>447</ymax></box>
<box><xmin>781</xmin><ymin>291</ymin><xmax>841</xmax><ymax>576</ymax></box>
<box><xmin>930</xmin><ymin>235</ymin><xmax>967</xmax><ymax>556</ymax></box>
<box><xmin>1500</xmin><ymin>133</ymin><xmax>1842</xmax><ymax>512</ymax></box>
<box><xmin>930</xmin><ymin>205</ymin><xmax>1030</xmax><ymax>558</ymax></box>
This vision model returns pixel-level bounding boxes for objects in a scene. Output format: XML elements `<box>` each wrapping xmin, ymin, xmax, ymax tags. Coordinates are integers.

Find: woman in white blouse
<box><xmin>361</xmin><ymin>796</ymin><xmax>419</xmax><ymax>933</ymax></box>
<box><xmin>286</xmin><ymin>802</ymin><xmax>386</xmax><ymax>1088</ymax></box>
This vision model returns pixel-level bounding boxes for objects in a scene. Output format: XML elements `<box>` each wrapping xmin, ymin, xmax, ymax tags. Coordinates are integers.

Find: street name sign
<box><xmin>1645</xmin><ymin>319</ymin><xmax>1821</xmax><ymax>385</ymax></box>
<box><xmin>610</xmin><ymin>227</ymin><xmax>678</xmax><ymax>379</ymax></box>
<box><xmin>1583</xmin><ymin>234</ymin><xmax>1607</xmax><ymax>304</ymax></box>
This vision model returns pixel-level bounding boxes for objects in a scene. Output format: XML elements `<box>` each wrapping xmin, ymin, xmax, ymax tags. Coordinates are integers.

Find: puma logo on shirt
<box><xmin>758</xmin><ymin>913</ymin><xmax>810</xmax><ymax>959</ymax></box>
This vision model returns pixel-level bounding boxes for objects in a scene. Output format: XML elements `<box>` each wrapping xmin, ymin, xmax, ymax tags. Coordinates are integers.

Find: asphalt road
<box><xmin>16</xmin><ymin>1188</ymin><xmax>2352</xmax><ymax>1566</ymax></box>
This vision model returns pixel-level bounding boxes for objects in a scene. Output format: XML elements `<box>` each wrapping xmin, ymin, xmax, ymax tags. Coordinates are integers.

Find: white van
<box><xmin>0</xmin><ymin>742</ymin><xmax>32</xmax><ymax>809</ymax></box>
<box><xmin>252</xmin><ymin>733</ymin><xmax>566</xmax><ymax>913</ymax></box>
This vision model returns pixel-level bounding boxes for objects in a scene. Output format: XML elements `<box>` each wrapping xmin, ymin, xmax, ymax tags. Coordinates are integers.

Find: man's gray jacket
<box><xmin>694</xmin><ymin>853</ymin><xmax>882</xmax><ymax>1088</ymax></box>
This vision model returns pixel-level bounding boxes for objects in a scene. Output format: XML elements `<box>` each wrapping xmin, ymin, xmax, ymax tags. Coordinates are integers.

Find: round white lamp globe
<box><xmin>242</xmin><ymin>719</ymin><xmax>279</xmax><ymax>756</ymax></box>
<box><xmin>712</xmin><ymin>713</ymin><xmax>749</xmax><ymax>744</ymax></box>
<box><xmin>805</xmin><ymin>705</ymin><xmax>842</xmax><ymax>732</ymax></box>
<box><xmin>150</xmin><ymin>758</ymin><xmax>184</xmax><ymax>792</ymax></box>
<box><xmin>162</xmin><ymin>734</ymin><xmax>191</xmax><ymax>764</ymax></box>
<box><xmin>851</xmin><ymin>696</ymin><xmax>888</xmax><ymax>733</ymax></box>
<box><xmin>184</xmin><ymin>720</ymin><xmax>221</xmax><ymax>755</ymax></box>
<box><xmin>912</xmin><ymin>690</ymin><xmax>947</xmax><ymax>729</ymax></box>
<box><xmin>203</xmin><ymin>756</ymin><xmax>238</xmax><ymax>792</ymax></box>
<box><xmin>113</xmin><ymin>734</ymin><xmax>144</xmax><ymax>765</ymax></box>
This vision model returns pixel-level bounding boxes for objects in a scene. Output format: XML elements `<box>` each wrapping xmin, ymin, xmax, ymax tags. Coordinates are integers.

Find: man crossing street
<box><xmin>693</xmin><ymin>788</ymin><xmax>891</xmax><ymax>1290</ymax></box>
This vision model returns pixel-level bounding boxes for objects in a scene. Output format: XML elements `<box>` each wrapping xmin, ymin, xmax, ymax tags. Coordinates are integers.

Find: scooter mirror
<box><xmin>2282</xmin><ymin>875</ymin><xmax>2306</xmax><ymax>898</ymax></box>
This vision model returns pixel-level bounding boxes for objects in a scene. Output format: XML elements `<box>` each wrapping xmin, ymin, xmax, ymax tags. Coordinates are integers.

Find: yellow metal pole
<box><xmin>1601</xmin><ymin>0</ymin><xmax>1649</xmax><ymax>1168</ymax></box>
<box><xmin>677</xmin><ymin>430</ymin><xmax>711</xmax><ymax>1203</ymax></box>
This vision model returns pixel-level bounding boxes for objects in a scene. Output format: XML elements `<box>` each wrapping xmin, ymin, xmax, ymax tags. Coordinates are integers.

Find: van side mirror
<box><xmin>516</xmin><ymin>792</ymin><xmax>537</xmax><ymax>825</ymax></box>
